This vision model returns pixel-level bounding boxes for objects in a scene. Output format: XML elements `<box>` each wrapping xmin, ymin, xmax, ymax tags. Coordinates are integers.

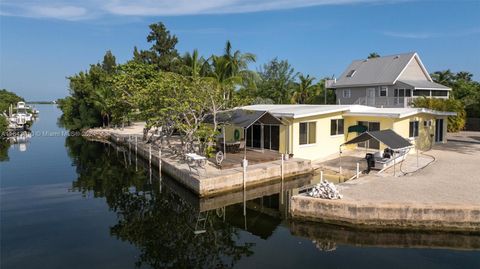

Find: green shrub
<box><xmin>412</xmin><ymin>97</ymin><xmax>466</xmax><ymax>132</ymax></box>
<box><xmin>0</xmin><ymin>115</ymin><xmax>8</xmax><ymax>137</ymax></box>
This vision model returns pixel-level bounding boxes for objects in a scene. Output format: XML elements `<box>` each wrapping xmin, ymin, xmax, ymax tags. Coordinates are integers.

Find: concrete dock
<box><xmin>290</xmin><ymin>196</ymin><xmax>480</xmax><ymax>232</ymax></box>
<box><xmin>84</xmin><ymin>126</ymin><xmax>313</xmax><ymax>197</ymax></box>
<box><xmin>291</xmin><ymin>140</ymin><xmax>480</xmax><ymax>232</ymax></box>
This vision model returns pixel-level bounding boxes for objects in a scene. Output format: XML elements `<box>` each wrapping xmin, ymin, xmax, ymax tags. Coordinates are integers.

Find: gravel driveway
<box><xmin>337</xmin><ymin>140</ymin><xmax>480</xmax><ymax>206</ymax></box>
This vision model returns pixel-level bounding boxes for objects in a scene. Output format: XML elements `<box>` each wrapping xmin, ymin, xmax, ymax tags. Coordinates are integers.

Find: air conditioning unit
<box><xmin>424</xmin><ymin>120</ymin><xmax>432</xmax><ymax>127</ymax></box>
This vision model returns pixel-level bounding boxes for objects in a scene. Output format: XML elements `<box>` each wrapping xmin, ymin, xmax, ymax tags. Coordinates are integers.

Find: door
<box><xmin>435</xmin><ymin>119</ymin><xmax>444</xmax><ymax>142</ymax></box>
<box><xmin>394</xmin><ymin>89</ymin><xmax>405</xmax><ymax>105</ymax></box>
<box><xmin>248</xmin><ymin>124</ymin><xmax>280</xmax><ymax>150</ymax></box>
<box><xmin>368</xmin><ymin>122</ymin><xmax>380</xmax><ymax>149</ymax></box>
<box><xmin>366</xmin><ymin>88</ymin><xmax>376</xmax><ymax>106</ymax></box>
<box><xmin>358</xmin><ymin>121</ymin><xmax>380</xmax><ymax>149</ymax></box>
<box><xmin>270</xmin><ymin>125</ymin><xmax>280</xmax><ymax>150</ymax></box>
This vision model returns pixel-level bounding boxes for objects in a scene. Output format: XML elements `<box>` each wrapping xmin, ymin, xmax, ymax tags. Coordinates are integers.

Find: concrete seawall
<box><xmin>88</xmin><ymin>131</ymin><xmax>313</xmax><ymax>197</ymax></box>
<box><xmin>290</xmin><ymin>195</ymin><xmax>480</xmax><ymax>232</ymax></box>
<box><xmin>290</xmin><ymin>220</ymin><xmax>480</xmax><ymax>250</ymax></box>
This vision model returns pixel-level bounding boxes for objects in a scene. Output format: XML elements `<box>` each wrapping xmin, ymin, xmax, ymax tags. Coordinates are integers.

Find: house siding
<box><xmin>398</xmin><ymin>57</ymin><xmax>430</xmax><ymax>81</ymax></box>
<box><xmin>221</xmin><ymin>111</ymin><xmax>449</xmax><ymax>161</ymax></box>
<box><xmin>289</xmin><ymin>111</ymin><xmax>346</xmax><ymax>161</ymax></box>
<box><xmin>335</xmin><ymin>87</ymin><xmax>371</xmax><ymax>104</ymax></box>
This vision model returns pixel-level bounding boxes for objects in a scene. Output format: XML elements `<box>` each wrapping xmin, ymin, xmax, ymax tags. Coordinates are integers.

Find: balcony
<box><xmin>354</xmin><ymin>96</ymin><xmax>448</xmax><ymax>108</ymax></box>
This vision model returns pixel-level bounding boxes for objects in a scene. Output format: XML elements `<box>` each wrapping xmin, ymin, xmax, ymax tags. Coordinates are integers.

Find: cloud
<box><xmin>382</xmin><ymin>28</ymin><xmax>480</xmax><ymax>39</ymax></box>
<box><xmin>1</xmin><ymin>0</ymin><xmax>408</xmax><ymax>20</ymax></box>
<box><xmin>382</xmin><ymin>31</ymin><xmax>435</xmax><ymax>39</ymax></box>
<box><xmin>1</xmin><ymin>2</ymin><xmax>90</xmax><ymax>21</ymax></box>
<box><xmin>102</xmin><ymin>0</ymin><xmax>387</xmax><ymax>16</ymax></box>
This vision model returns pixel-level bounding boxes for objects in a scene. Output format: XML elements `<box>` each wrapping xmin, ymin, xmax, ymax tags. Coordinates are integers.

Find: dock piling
<box><xmin>281</xmin><ymin>154</ymin><xmax>284</xmax><ymax>204</ymax></box>
<box><xmin>356</xmin><ymin>163</ymin><xmax>360</xmax><ymax>179</ymax></box>
<box><xmin>149</xmin><ymin>144</ymin><xmax>152</xmax><ymax>167</ymax></box>
<box><xmin>243</xmin><ymin>159</ymin><xmax>248</xmax><ymax>216</ymax></box>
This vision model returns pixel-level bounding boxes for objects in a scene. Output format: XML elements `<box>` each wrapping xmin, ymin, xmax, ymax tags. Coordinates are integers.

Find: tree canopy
<box><xmin>58</xmin><ymin>20</ymin><xmax>480</xmax><ymax>152</ymax></box>
<box><xmin>0</xmin><ymin>89</ymin><xmax>24</xmax><ymax>136</ymax></box>
<box><xmin>429</xmin><ymin>70</ymin><xmax>480</xmax><ymax>118</ymax></box>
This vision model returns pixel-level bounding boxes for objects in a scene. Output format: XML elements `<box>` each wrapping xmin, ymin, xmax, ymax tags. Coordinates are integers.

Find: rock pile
<box><xmin>307</xmin><ymin>180</ymin><xmax>342</xmax><ymax>200</ymax></box>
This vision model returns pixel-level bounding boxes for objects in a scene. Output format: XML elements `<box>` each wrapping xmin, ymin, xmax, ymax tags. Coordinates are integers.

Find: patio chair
<box><xmin>238</xmin><ymin>140</ymin><xmax>245</xmax><ymax>153</ymax></box>
<box><xmin>216</xmin><ymin>137</ymin><xmax>224</xmax><ymax>151</ymax></box>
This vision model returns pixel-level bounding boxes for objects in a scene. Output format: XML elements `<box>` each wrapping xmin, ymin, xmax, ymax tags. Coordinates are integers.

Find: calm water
<box><xmin>1</xmin><ymin>105</ymin><xmax>479</xmax><ymax>269</ymax></box>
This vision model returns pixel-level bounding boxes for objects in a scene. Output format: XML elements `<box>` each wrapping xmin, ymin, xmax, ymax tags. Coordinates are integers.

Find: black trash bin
<box><xmin>365</xmin><ymin>153</ymin><xmax>375</xmax><ymax>173</ymax></box>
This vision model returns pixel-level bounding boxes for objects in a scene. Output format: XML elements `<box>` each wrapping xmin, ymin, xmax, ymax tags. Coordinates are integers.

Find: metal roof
<box><xmin>342</xmin><ymin>129</ymin><xmax>413</xmax><ymax>150</ymax></box>
<box><xmin>241</xmin><ymin>104</ymin><xmax>456</xmax><ymax>119</ymax></box>
<box><xmin>345</xmin><ymin>107</ymin><xmax>457</xmax><ymax>118</ymax></box>
<box><xmin>205</xmin><ymin>109</ymin><xmax>283</xmax><ymax>128</ymax></box>
<box><xmin>398</xmin><ymin>80</ymin><xmax>451</xmax><ymax>90</ymax></box>
<box><xmin>240</xmin><ymin>104</ymin><xmax>357</xmax><ymax>119</ymax></box>
<box><xmin>331</xmin><ymin>52</ymin><xmax>422</xmax><ymax>87</ymax></box>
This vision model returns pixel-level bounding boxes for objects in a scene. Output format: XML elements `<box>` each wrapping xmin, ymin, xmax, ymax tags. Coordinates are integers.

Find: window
<box><xmin>330</xmin><ymin>119</ymin><xmax>344</xmax><ymax>136</ymax></box>
<box><xmin>409</xmin><ymin>121</ymin><xmax>419</xmax><ymax>138</ymax></box>
<box><xmin>380</xmin><ymin>87</ymin><xmax>388</xmax><ymax>97</ymax></box>
<box><xmin>343</xmin><ymin>89</ymin><xmax>351</xmax><ymax>98</ymax></box>
<box><xmin>299</xmin><ymin>122</ymin><xmax>316</xmax><ymax>145</ymax></box>
<box><xmin>346</xmin><ymin>70</ymin><xmax>356</xmax><ymax>77</ymax></box>
<box><xmin>431</xmin><ymin>90</ymin><xmax>449</xmax><ymax>96</ymax></box>
<box><xmin>413</xmin><ymin>90</ymin><xmax>430</xmax><ymax>96</ymax></box>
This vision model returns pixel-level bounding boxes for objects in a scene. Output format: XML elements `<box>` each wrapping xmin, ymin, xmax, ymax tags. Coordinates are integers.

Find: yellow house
<box><xmin>217</xmin><ymin>104</ymin><xmax>454</xmax><ymax>162</ymax></box>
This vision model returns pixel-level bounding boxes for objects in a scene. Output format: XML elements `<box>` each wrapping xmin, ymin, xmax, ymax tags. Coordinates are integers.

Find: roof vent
<box><xmin>394</xmin><ymin>55</ymin><xmax>400</xmax><ymax>59</ymax></box>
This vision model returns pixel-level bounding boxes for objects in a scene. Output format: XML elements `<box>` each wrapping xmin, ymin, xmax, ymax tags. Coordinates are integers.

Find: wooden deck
<box><xmin>209</xmin><ymin>149</ymin><xmax>282</xmax><ymax>169</ymax></box>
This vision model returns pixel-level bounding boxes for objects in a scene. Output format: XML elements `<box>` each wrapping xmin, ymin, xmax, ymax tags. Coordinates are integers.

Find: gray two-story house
<box><xmin>329</xmin><ymin>52</ymin><xmax>451</xmax><ymax>107</ymax></box>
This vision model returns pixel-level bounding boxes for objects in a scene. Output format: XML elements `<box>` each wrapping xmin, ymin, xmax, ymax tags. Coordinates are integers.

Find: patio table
<box><xmin>221</xmin><ymin>141</ymin><xmax>240</xmax><ymax>153</ymax></box>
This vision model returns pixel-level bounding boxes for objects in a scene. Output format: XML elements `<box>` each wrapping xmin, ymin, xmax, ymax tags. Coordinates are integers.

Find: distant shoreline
<box><xmin>26</xmin><ymin>101</ymin><xmax>56</xmax><ymax>104</ymax></box>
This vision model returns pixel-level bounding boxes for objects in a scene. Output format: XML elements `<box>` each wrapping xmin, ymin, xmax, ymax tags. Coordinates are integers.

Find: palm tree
<box><xmin>456</xmin><ymin>71</ymin><xmax>473</xmax><ymax>82</ymax></box>
<box><xmin>368</xmin><ymin>52</ymin><xmax>380</xmax><ymax>59</ymax></box>
<box><xmin>431</xmin><ymin>70</ymin><xmax>455</xmax><ymax>86</ymax></box>
<box><xmin>223</xmin><ymin>40</ymin><xmax>256</xmax><ymax>78</ymax></box>
<box><xmin>182</xmin><ymin>49</ymin><xmax>209</xmax><ymax>77</ymax></box>
<box><xmin>208</xmin><ymin>41</ymin><xmax>257</xmax><ymax>100</ymax></box>
<box><xmin>92</xmin><ymin>86</ymin><xmax>111</xmax><ymax>127</ymax></box>
<box><xmin>291</xmin><ymin>74</ymin><xmax>316</xmax><ymax>104</ymax></box>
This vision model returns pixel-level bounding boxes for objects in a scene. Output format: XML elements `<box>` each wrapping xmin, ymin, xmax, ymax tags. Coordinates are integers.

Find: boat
<box><xmin>7</xmin><ymin>102</ymin><xmax>35</xmax><ymax>131</ymax></box>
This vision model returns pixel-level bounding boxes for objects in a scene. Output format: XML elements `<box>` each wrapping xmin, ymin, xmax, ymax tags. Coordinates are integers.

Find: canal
<box><xmin>1</xmin><ymin>105</ymin><xmax>479</xmax><ymax>269</ymax></box>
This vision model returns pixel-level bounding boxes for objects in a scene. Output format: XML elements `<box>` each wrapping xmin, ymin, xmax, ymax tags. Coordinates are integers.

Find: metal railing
<box><xmin>354</xmin><ymin>97</ymin><xmax>415</xmax><ymax>108</ymax></box>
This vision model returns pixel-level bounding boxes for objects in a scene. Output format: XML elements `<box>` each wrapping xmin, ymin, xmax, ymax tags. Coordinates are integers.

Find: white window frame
<box><xmin>330</xmin><ymin>119</ymin><xmax>345</xmax><ymax>136</ymax></box>
<box><xmin>299</xmin><ymin>121</ymin><xmax>316</xmax><ymax>145</ymax></box>
<box><xmin>342</xmin><ymin>89</ymin><xmax>351</xmax><ymax>98</ymax></box>
<box><xmin>409</xmin><ymin>120</ymin><xmax>419</xmax><ymax>138</ymax></box>
<box><xmin>380</xmin><ymin>86</ymin><xmax>388</xmax><ymax>97</ymax></box>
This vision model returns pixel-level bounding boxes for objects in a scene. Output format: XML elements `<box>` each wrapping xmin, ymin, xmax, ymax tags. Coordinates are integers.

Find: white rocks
<box><xmin>307</xmin><ymin>180</ymin><xmax>342</xmax><ymax>200</ymax></box>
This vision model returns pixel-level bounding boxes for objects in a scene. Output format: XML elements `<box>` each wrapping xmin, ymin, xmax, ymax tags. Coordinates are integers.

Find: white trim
<box><xmin>344</xmin><ymin>109</ymin><xmax>456</xmax><ymax>119</ymax></box>
<box><xmin>409</xmin><ymin>120</ymin><xmax>419</xmax><ymax>138</ymax></box>
<box><xmin>299</xmin><ymin>121</ymin><xmax>317</xmax><ymax>145</ymax></box>
<box><xmin>393</xmin><ymin>53</ymin><xmax>433</xmax><ymax>84</ymax></box>
<box><xmin>380</xmin><ymin>86</ymin><xmax>388</xmax><ymax>97</ymax></box>
<box><xmin>330</xmin><ymin>118</ymin><xmax>345</xmax><ymax>136</ymax></box>
<box><xmin>413</xmin><ymin>87</ymin><xmax>451</xmax><ymax>90</ymax></box>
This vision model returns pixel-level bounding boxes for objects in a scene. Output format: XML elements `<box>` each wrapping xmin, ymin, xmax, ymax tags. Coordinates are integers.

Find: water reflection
<box><xmin>66</xmin><ymin>136</ymin><xmax>254</xmax><ymax>268</ymax></box>
<box><xmin>290</xmin><ymin>221</ymin><xmax>480</xmax><ymax>251</ymax></box>
<box><xmin>0</xmin><ymin>131</ymin><xmax>32</xmax><ymax>161</ymax></box>
<box><xmin>65</xmin><ymin>136</ymin><xmax>480</xmax><ymax>269</ymax></box>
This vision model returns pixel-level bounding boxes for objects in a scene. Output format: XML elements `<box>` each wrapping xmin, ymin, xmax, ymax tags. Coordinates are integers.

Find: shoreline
<box><xmin>290</xmin><ymin>195</ymin><xmax>480</xmax><ymax>233</ymax></box>
<box><xmin>83</xmin><ymin>127</ymin><xmax>480</xmax><ymax>233</ymax></box>
<box><xmin>82</xmin><ymin>127</ymin><xmax>313</xmax><ymax>197</ymax></box>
